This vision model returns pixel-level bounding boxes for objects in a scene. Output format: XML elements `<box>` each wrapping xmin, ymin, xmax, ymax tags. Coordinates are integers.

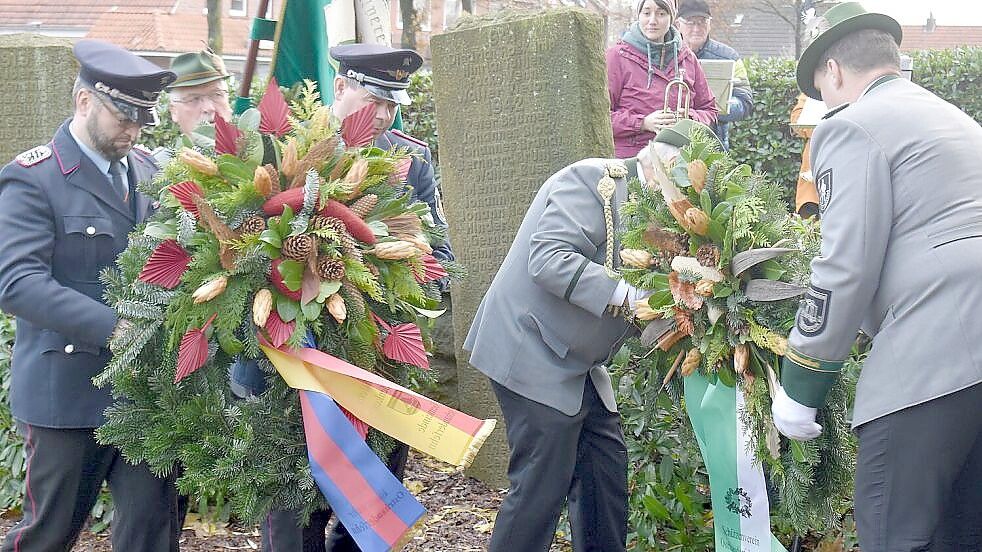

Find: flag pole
<box><xmin>234</xmin><ymin>0</ymin><xmax>278</xmax><ymax>114</ymax></box>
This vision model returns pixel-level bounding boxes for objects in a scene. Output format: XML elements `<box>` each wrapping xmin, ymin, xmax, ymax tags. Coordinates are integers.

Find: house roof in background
<box><xmin>900</xmin><ymin>25</ymin><xmax>982</xmax><ymax>50</ymax></box>
<box><xmin>0</xmin><ymin>0</ymin><xmax>176</xmax><ymax>30</ymax></box>
<box><xmin>85</xmin><ymin>10</ymin><xmax>252</xmax><ymax>57</ymax></box>
<box><xmin>721</xmin><ymin>6</ymin><xmax>797</xmax><ymax>59</ymax></box>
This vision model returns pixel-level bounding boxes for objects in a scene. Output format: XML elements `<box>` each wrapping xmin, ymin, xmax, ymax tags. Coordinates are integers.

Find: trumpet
<box><xmin>663</xmin><ymin>75</ymin><xmax>691</xmax><ymax>123</ymax></box>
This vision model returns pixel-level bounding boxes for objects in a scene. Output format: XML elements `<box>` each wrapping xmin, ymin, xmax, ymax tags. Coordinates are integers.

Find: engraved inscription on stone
<box><xmin>432</xmin><ymin>8</ymin><xmax>614</xmax><ymax>486</ymax></box>
<box><xmin>0</xmin><ymin>35</ymin><xmax>76</xmax><ymax>164</ymax></box>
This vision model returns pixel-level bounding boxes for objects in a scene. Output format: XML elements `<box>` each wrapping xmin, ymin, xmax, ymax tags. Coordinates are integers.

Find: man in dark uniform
<box><xmin>772</xmin><ymin>3</ymin><xmax>982</xmax><ymax>550</ymax></box>
<box><xmin>252</xmin><ymin>44</ymin><xmax>453</xmax><ymax>552</ymax></box>
<box><xmin>0</xmin><ymin>40</ymin><xmax>178</xmax><ymax>551</ymax></box>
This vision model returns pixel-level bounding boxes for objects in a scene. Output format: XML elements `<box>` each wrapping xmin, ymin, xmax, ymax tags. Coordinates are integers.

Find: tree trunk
<box><xmin>461</xmin><ymin>0</ymin><xmax>472</xmax><ymax>14</ymax></box>
<box><xmin>208</xmin><ymin>0</ymin><xmax>223</xmax><ymax>54</ymax></box>
<box><xmin>400</xmin><ymin>0</ymin><xmax>418</xmax><ymax>50</ymax></box>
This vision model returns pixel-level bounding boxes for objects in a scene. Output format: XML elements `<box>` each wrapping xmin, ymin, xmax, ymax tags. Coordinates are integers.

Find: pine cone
<box><xmin>314</xmin><ymin>257</ymin><xmax>346</xmax><ymax>280</ymax></box>
<box><xmin>696</xmin><ymin>243</ymin><xmax>721</xmax><ymax>267</ymax></box>
<box><xmin>237</xmin><ymin>215</ymin><xmax>266</xmax><ymax>234</ymax></box>
<box><xmin>342</xmin><ymin>280</ymin><xmax>366</xmax><ymax>318</ymax></box>
<box><xmin>310</xmin><ymin>215</ymin><xmax>347</xmax><ymax>235</ymax></box>
<box><xmin>281</xmin><ymin>234</ymin><xmax>317</xmax><ymax>261</ymax></box>
<box><xmin>349</xmin><ymin>194</ymin><xmax>378</xmax><ymax>219</ymax></box>
<box><xmin>263</xmin><ymin>164</ymin><xmax>281</xmax><ymax>195</ymax></box>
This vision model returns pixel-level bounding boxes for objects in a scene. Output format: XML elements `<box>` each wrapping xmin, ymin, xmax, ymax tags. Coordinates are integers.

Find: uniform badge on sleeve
<box><xmin>797</xmin><ymin>285</ymin><xmax>831</xmax><ymax>336</ymax></box>
<box><xmin>817</xmin><ymin>168</ymin><xmax>832</xmax><ymax>212</ymax></box>
<box><xmin>15</xmin><ymin>145</ymin><xmax>52</xmax><ymax>167</ymax></box>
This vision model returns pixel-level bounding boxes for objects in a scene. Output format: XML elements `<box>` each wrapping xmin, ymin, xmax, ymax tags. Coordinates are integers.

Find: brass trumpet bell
<box><xmin>663</xmin><ymin>77</ymin><xmax>691</xmax><ymax>122</ymax></box>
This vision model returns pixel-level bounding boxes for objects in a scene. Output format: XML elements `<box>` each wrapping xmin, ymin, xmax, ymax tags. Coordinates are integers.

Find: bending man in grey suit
<box><xmin>771</xmin><ymin>3</ymin><xmax>982</xmax><ymax>551</ymax></box>
<box><xmin>464</xmin><ymin>120</ymin><xmax>712</xmax><ymax>552</ymax></box>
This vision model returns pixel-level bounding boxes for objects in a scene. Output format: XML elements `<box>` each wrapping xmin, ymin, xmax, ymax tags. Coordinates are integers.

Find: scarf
<box><xmin>622</xmin><ymin>23</ymin><xmax>681</xmax><ymax>88</ymax></box>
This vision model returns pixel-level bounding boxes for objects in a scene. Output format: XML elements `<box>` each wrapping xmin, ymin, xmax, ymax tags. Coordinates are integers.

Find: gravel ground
<box><xmin>0</xmin><ymin>453</ymin><xmax>574</xmax><ymax>551</ymax></box>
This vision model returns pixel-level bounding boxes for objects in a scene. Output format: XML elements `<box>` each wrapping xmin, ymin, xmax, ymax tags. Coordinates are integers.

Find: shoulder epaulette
<box><xmin>15</xmin><ymin>145</ymin><xmax>52</xmax><ymax>168</ymax></box>
<box><xmin>390</xmin><ymin>129</ymin><xmax>428</xmax><ymax>149</ymax></box>
<box><xmin>132</xmin><ymin>144</ymin><xmax>153</xmax><ymax>156</ymax></box>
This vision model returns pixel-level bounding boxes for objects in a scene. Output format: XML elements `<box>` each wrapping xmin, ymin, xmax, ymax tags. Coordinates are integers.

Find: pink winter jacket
<box><xmin>606</xmin><ymin>40</ymin><xmax>719</xmax><ymax>158</ymax></box>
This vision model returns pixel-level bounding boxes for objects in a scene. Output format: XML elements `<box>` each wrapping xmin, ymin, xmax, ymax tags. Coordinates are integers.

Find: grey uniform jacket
<box><xmin>463</xmin><ymin>159</ymin><xmax>634</xmax><ymax>416</ymax></box>
<box><xmin>0</xmin><ymin>120</ymin><xmax>158</xmax><ymax>428</ymax></box>
<box><xmin>784</xmin><ymin>77</ymin><xmax>982</xmax><ymax>426</ymax></box>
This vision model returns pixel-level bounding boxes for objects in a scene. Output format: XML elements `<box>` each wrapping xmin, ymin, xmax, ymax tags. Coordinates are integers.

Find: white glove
<box><xmin>771</xmin><ymin>385</ymin><xmax>822</xmax><ymax>441</ymax></box>
<box><xmin>608</xmin><ymin>280</ymin><xmax>654</xmax><ymax>310</ymax></box>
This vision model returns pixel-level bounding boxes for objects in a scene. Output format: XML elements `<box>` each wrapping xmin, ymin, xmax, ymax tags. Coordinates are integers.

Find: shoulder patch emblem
<box><xmin>16</xmin><ymin>145</ymin><xmax>52</xmax><ymax>167</ymax></box>
<box><xmin>797</xmin><ymin>285</ymin><xmax>831</xmax><ymax>337</ymax></box>
<box><xmin>817</xmin><ymin>168</ymin><xmax>832</xmax><ymax>212</ymax></box>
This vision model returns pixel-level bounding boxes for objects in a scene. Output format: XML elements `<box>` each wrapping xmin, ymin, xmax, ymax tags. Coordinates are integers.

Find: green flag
<box><xmin>272</xmin><ymin>0</ymin><xmax>340</xmax><ymax>104</ymax></box>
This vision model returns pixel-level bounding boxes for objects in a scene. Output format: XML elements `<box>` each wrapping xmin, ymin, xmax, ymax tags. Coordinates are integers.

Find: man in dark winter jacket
<box><xmin>677</xmin><ymin>0</ymin><xmax>754</xmax><ymax>149</ymax></box>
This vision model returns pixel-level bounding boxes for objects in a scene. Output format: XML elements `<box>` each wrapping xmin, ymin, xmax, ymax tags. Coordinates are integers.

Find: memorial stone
<box><xmin>431</xmin><ymin>7</ymin><xmax>614</xmax><ymax>485</ymax></box>
<box><xmin>0</xmin><ymin>35</ymin><xmax>76</xmax><ymax>164</ymax></box>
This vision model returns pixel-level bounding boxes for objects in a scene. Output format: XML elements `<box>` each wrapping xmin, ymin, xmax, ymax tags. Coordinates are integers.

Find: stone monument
<box><xmin>0</xmin><ymin>35</ymin><xmax>76</xmax><ymax>164</ymax></box>
<box><xmin>431</xmin><ymin>8</ymin><xmax>614</xmax><ymax>486</ymax></box>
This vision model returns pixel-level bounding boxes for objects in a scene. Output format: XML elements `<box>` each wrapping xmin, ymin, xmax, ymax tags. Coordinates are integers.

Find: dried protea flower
<box><xmin>252</xmin><ymin>288</ymin><xmax>273</xmax><ymax>327</ymax></box>
<box><xmin>680</xmin><ymin>348</ymin><xmax>701</xmax><ymax>376</ymax></box>
<box><xmin>280</xmin><ymin>138</ymin><xmax>299</xmax><ymax>180</ymax></box>
<box><xmin>263</xmin><ymin>164</ymin><xmax>281</xmax><ymax>195</ymax></box>
<box><xmin>179</xmin><ymin>148</ymin><xmax>219</xmax><ymax>176</ymax></box>
<box><xmin>237</xmin><ymin>215</ymin><xmax>266</xmax><ymax>235</ymax></box>
<box><xmin>314</xmin><ymin>257</ymin><xmax>346</xmax><ymax>281</ymax></box>
<box><xmin>734</xmin><ymin>343</ymin><xmax>749</xmax><ymax>375</ymax></box>
<box><xmin>192</xmin><ymin>276</ymin><xmax>228</xmax><ymax>304</ymax></box>
<box><xmin>688</xmin><ymin>159</ymin><xmax>708</xmax><ymax>193</ymax></box>
<box><xmin>369</xmin><ymin>240</ymin><xmax>419</xmax><ymax>260</ymax></box>
<box><xmin>694</xmin><ymin>279</ymin><xmax>715</xmax><ymax>297</ymax></box>
<box><xmin>382</xmin><ymin>213</ymin><xmax>422</xmax><ymax>236</ymax></box>
<box><xmin>620</xmin><ymin>248</ymin><xmax>653</xmax><ymax>268</ymax></box>
<box><xmin>254</xmin><ymin>165</ymin><xmax>274</xmax><ymax>197</ymax></box>
<box><xmin>683</xmin><ymin>207</ymin><xmax>710</xmax><ymax>236</ymax></box>
<box><xmin>327</xmin><ymin>293</ymin><xmax>346</xmax><ymax>323</ymax></box>
<box><xmin>634</xmin><ymin>299</ymin><xmax>659</xmax><ymax>321</ymax></box>
<box><xmin>398</xmin><ymin>234</ymin><xmax>433</xmax><ymax>255</ymax></box>
<box><xmin>281</xmin><ymin>234</ymin><xmax>317</xmax><ymax>261</ymax></box>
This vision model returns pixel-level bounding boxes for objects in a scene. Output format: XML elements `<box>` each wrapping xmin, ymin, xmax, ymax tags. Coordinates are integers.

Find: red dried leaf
<box><xmin>301</xmin><ymin>262</ymin><xmax>320</xmax><ymax>305</ymax></box>
<box><xmin>382</xmin><ymin>322</ymin><xmax>428</xmax><ymax>370</ymax></box>
<box><xmin>341</xmin><ymin>103</ymin><xmax>376</xmax><ymax>148</ymax></box>
<box><xmin>388</xmin><ymin>157</ymin><xmax>412</xmax><ymax>184</ymax></box>
<box><xmin>413</xmin><ymin>254</ymin><xmax>448</xmax><ymax>284</ymax></box>
<box><xmin>319</xmin><ymin>200</ymin><xmax>377</xmax><ymax>244</ymax></box>
<box><xmin>270</xmin><ymin>258</ymin><xmax>302</xmax><ymax>301</ymax></box>
<box><xmin>265</xmin><ymin>311</ymin><xmax>295</xmax><ymax>348</ymax></box>
<box><xmin>138</xmin><ymin>240</ymin><xmax>191</xmax><ymax>289</ymax></box>
<box><xmin>214</xmin><ymin>115</ymin><xmax>243</xmax><ymax>155</ymax></box>
<box><xmin>258</xmin><ymin>78</ymin><xmax>291</xmax><ymax>137</ymax></box>
<box><xmin>169</xmin><ymin>181</ymin><xmax>205</xmax><ymax>217</ymax></box>
<box><xmin>175</xmin><ymin>313</ymin><xmax>217</xmax><ymax>383</ymax></box>
<box><xmin>669</xmin><ymin>271</ymin><xmax>704</xmax><ymax>310</ymax></box>
<box><xmin>340</xmin><ymin>405</ymin><xmax>370</xmax><ymax>439</ymax></box>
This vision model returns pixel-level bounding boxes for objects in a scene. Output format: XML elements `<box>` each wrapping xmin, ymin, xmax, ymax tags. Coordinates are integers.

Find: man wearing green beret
<box><xmin>771</xmin><ymin>3</ymin><xmax>982</xmax><ymax>550</ymax></box>
<box><xmin>167</xmin><ymin>50</ymin><xmax>233</xmax><ymax>143</ymax></box>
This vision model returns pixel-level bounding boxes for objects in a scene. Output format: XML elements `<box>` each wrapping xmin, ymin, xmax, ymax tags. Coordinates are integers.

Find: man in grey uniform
<box><xmin>770</xmin><ymin>3</ymin><xmax>982</xmax><ymax>551</ymax></box>
<box><xmin>464</xmin><ymin>120</ymin><xmax>715</xmax><ymax>552</ymax></box>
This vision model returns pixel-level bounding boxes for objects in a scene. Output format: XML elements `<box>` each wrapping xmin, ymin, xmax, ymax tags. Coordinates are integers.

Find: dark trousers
<box><xmin>261</xmin><ymin>442</ymin><xmax>410</xmax><ymax>552</ymax></box>
<box><xmin>489</xmin><ymin>379</ymin><xmax>627</xmax><ymax>552</ymax></box>
<box><xmin>855</xmin><ymin>382</ymin><xmax>982</xmax><ymax>552</ymax></box>
<box><xmin>0</xmin><ymin>422</ymin><xmax>178</xmax><ymax>552</ymax></box>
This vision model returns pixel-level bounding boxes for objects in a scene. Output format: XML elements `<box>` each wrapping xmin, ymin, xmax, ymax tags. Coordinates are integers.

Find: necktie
<box><xmin>108</xmin><ymin>160</ymin><xmax>127</xmax><ymax>202</ymax></box>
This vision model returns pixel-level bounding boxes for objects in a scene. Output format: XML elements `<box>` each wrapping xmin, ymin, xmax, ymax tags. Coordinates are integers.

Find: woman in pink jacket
<box><xmin>607</xmin><ymin>0</ymin><xmax>718</xmax><ymax>158</ymax></box>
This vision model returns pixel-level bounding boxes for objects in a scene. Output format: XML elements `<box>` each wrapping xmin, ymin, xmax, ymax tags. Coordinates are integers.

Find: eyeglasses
<box><xmin>92</xmin><ymin>92</ymin><xmax>141</xmax><ymax>128</ymax></box>
<box><xmin>679</xmin><ymin>17</ymin><xmax>711</xmax><ymax>28</ymax></box>
<box><xmin>170</xmin><ymin>89</ymin><xmax>230</xmax><ymax>107</ymax></box>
